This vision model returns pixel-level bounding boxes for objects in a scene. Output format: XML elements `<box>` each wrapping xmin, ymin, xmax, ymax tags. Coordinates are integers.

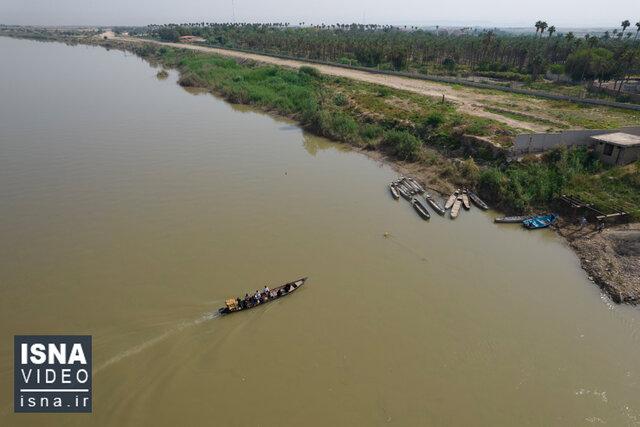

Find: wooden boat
<box><xmin>400</xmin><ymin>177</ymin><xmax>414</xmax><ymax>191</ymax></box>
<box><xmin>397</xmin><ymin>185</ymin><xmax>412</xmax><ymax>200</ymax></box>
<box><xmin>523</xmin><ymin>214</ymin><xmax>557</xmax><ymax>229</ymax></box>
<box><xmin>468</xmin><ymin>190</ymin><xmax>489</xmax><ymax>210</ymax></box>
<box><xmin>218</xmin><ymin>277</ymin><xmax>308</xmax><ymax>315</ymax></box>
<box><xmin>389</xmin><ymin>184</ymin><xmax>400</xmax><ymax>200</ymax></box>
<box><xmin>444</xmin><ymin>190</ymin><xmax>459</xmax><ymax>210</ymax></box>
<box><xmin>425</xmin><ymin>193</ymin><xmax>446</xmax><ymax>215</ymax></box>
<box><xmin>407</xmin><ymin>178</ymin><xmax>424</xmax><ymax>194</ymax></box>
<box><xmin>450</xmin><ymin>196</ymin><xmax>462</xmax><ymax>219</ymax></box>
<box><xmin>461</xmin><ymin>190</ymin><xmax>471</xmax><ymax>210</ymax></box>
<box><xmin>494</xmin><ymin>215</ymin><xmax>533</xmax><ymax>223</ymax></box>
<box><xmin>399</xmin><ymin>181</ymin><xmax>416</xmax><ymax>195</ymax></box>
<box><xmin>411</xmin><ymin>198</ymin><xmax>430</xmax><ymax>220</ymax></box>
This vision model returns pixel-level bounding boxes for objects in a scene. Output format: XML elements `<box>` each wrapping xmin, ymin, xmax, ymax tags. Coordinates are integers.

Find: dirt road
<box><xmin>105</xmin><ymin>34</ymin><xmax>549</xmax><ymax>132</ymax></box>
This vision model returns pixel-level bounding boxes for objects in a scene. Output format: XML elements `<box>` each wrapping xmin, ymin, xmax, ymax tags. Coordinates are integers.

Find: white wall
<box><xmin>510</xmin><ymin>126</ymin><xmax>640</xmax><ymax>157</ymax></box>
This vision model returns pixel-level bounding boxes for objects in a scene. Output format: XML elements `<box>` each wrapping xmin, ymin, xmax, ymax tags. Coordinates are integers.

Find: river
<box><xmin>1</xmin><ymin>36</ymin><xmax>639</xmax><ymax>426</ymax></box>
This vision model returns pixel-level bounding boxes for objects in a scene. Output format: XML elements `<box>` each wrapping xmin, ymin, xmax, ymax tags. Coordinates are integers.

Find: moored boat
<box><xmin>402</xmin><ymin>178</ymin><xmax>417</xmax><ymax>192</ymax></box>
<box><xmin>450</xmin><ymin>196</ymin><xmax>462</xmax><ymax>219</ymax></box>
<box><xmin>523</xmin><ymin>214</ymin><xmax>557</xmax><ymax>229</ymax></box>
<box><xmin>494</xmin><ymin>215</ymin><xmax>533</xmax><ymax>223</ymax></box>
<box><xmin>461</xmin><ymin>190</ymin><xmax>471</xmax><ymax>210</ymax></box>
<box><xmin>218</xmin><ymin>277</ymin><xmax>308</xmax><ymax>315</ymax></box>
<box><xmin>389</xmin><ymin>184</ymin><xmax>400</xmax><ymax>200</ymax></box>
<box><xmin>444</xmin><ymin>190</ymin><xmax>459</xmax><ymax>210</ymax></box>
<box><xmin>425</xmin><ymin>193</ymin><xmax>446</xmax><ymax>215</ymax></box>
<box><xmin>411</xmin><ymin>198</ymin><xmax>430</xmax><ymax>220</ymax></box>
<box><xmin>399</xmin><ymin>180</ymin><xmax>416</xmax><ymax>194</ymax></box>
<box><xmin>398</xmin><ymin>185</ymin><xmax>412</xmax><ymax>200</ymax></box>
<box><xmin>468</xmin><ymin>190</ymin><xmax>489</xmax><ymax>210</ymax></box>
<box><xmin>407</xmin><ymin>177</ymin><xmax>425</xmax><ymax>194</ymax></box>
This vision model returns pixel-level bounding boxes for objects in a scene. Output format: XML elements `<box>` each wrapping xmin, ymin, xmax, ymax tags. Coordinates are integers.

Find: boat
<box><xmin>425</xmin><ymin>193</ymin><xmax>445</xmax><ymax>215</ymax></box>
<box><xmin>444</xmin><ymin>190</ymin><xmax>459</xmax><ymax>210</ymax></box>
<box><xmin>218</xmin><ymin>277</ymin><xmax>308</xmax><ymax>315</ymax></box>
<box><xmin>461</xmin><ymin>190</ymin><xmax>471</xmax><ymax>210</ymax></box>
<box><xmin>523</xmin><ymin>214</ymin><xmax>557</xmax><ymax>229</ymax></box>
<box><xmin>450</xmin><ymin>195</ymin><xmax>462</xmax><ymax>219</ymax></box>
<box><xmin>399</xmin><ymin>181</ymin><xmax>416</xmax><ymax>195</ymax></box>
<box><xmin>397</xmin><ymin>185</ymin><xmax>412</xmax><ymax>200</ymax></box>
<box><xmin>411</xmin><ymin>198</ymin><xmax>430</xmax><ymax>220</ymax></box>
<box><xmin>407</xmin><ymin>178</ymin><xmax>424</xmax><ymax>194</ymax></box>
<box><xmin>468</xmin><ymin>190</ymin><xmax>489</xmax><ymax>210</ymax></box>
<box><xmin>389</xmin><ymin>184</ymin><xmax>400</xmax><ymax>200</ymax></box>
<box><xmin>494</xmin><ymin>215</ymin><xmax>533</xmax><ymax>223</ymax></box>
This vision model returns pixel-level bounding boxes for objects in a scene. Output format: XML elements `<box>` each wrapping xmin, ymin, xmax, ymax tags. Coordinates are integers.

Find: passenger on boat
<box><xmin>237</xmin><ymin>297</ymin><xmax>243</xmax><ymax>309</ymax></box>
<box><xmin>263</xmin><ymin>286</ymin><xmax>270</xmax><ymax>295</ymax></box>
<box><xmin>254</xmin><ymin>290</ymin><xmax>261</xmax><ymax>304</ymax></box>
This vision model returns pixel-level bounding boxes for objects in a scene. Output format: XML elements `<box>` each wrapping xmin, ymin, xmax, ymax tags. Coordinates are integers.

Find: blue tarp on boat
<box><xmin>522</xmin><ymin>214</ymin><xmax>557</xmax><ymax>229</ymax></box>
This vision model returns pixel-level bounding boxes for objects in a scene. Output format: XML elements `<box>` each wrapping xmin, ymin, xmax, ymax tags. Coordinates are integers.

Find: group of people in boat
<box><xmin>235</xmin><ymin>282</ymin><xmax>298</xmax><ymax>310</ymax></box>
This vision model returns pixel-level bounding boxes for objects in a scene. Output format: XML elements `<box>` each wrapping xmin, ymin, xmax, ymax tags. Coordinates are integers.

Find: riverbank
<box><xmin>558</xmin><ymin>222</ymin><xmax>640</xmax><ymax>304</ymax></box>
<box><xmin>99</xmin><ymin>37</ymin><xmax>640</xmax><ymax>306</ymax></box>
<box><xmin>3</xmin><ymin>31</ymin><xmax>639</xmax><ymax>305</ymax></box>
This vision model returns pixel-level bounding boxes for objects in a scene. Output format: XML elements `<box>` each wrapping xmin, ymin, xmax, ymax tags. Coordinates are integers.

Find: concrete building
<box><xmin>591</xmin><ymin>132</ymin><xmax>640</xmax><ymax>166</ymax></box>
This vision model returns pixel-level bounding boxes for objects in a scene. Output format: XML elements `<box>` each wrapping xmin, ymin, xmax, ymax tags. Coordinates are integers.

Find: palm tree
<box><xmin>539</xmin><ymin>21</ymin><xmax>548</xmax><ymax>37</ymax></box>
<box><xmin>621</xmin><ymin>20</ymin><xmax>630</xmax><ymax>36</ymax></box>
<box><xmin>548</xmin><ymin>26</ymin><xmax>556</xmax><ymax>37</ymax></box>
<box><xmin>534</xmin><ymin>20</ymin><xmax>542</xmax><ymax>35</ymax></box>
<box><xmin>635</xmin><ymin>21</ymin><xmax>640</xmax><ymax>39</ymax></box>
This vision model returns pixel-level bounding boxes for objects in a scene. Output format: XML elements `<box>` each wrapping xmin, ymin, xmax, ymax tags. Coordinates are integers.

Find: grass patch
<box><xmin>479</xmin><ymin>146</ymin><xmax>640</xmax><ymax>219</ymax></box>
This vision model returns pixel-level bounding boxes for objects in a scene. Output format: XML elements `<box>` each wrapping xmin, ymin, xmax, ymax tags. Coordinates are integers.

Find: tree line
<box><xmin>142</xmin><ymin>21</ymin><xmax>640</xmax><ymax>90</ymax></box>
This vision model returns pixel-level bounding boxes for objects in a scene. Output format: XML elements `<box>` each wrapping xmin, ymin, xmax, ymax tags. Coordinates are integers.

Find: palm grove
<box><xmin>138</xmin><ymin>20</ymin><xmax>640</xmax><ymax>93</ymax></box>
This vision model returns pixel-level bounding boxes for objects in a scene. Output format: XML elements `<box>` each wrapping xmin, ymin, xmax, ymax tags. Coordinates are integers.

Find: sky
<box><xmin>0</xmin><ymin>0</ymin><xmax>637</xmax><ymax>28</ymax></box>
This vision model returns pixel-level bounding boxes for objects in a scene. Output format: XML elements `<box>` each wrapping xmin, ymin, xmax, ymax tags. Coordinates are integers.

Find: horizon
<box><xmin>0</xmin><ymin>0</ymin><xmax>638</xmax><ymax>29</ymax></box>
<box><xmin>0</xmin><ymin>22</ymin><xmax>636</xmax><ymax>32</ymax></box>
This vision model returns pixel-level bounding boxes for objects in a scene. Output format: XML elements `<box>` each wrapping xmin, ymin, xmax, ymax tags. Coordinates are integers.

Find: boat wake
<box><xmin>94</xmin><ymin>310</ymin><xmax>221</xmax><ymax>375</ymax></box>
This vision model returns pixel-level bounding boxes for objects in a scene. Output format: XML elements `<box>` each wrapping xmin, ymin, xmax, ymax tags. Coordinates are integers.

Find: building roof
<box><xmin>591</xmin><ymin>132</ymin><xmax>640</xmax><ymax>147</ymax></box>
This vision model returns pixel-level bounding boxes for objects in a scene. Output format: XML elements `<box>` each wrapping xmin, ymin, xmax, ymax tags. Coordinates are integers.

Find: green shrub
<box><xmin>327</xmin><ymin>112</ymin><xmax>358</xmax><ymax>142</ymax></box>
<box><xmin>177</xmin><ymin>72</ymin><xmax>207</xmax><ymax>87</ymax></box>
<box><xmin>376</xmin><ymin>86</ymin><xmax>391</xmax><ymax>97</ymax></box>
<box><xmin>333</xmin><ymin>93</ymin><xmax>348</xmax><ymax>106</ymax></box>
<box><xmin>383</xmin><ymin>130</ymin><xmax>421</xmax><ymax>160</ymax></box>
<box><xmin>359</xmin><ymin>123</ymin><xmax>384</xmax><ymax>140</ymax></box>
<box><xmin>459</xmin><ymin>158</ymin><xmax>480</xmax><ymax>184</ymax></box>
<box><xmin>425</xmin><ymin>112</ymin><xmax>444</xmax><ymax>128</ymax></box>
<box><xmin>299</xmin><ymin>66</ymin><xmax>321</xmax><ymax>78</ymax></box>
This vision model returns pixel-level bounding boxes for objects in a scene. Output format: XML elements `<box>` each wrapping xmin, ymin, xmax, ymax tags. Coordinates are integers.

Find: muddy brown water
<box><xmin>1</xmin><ymin>37</ymin><xmax>640</xmax><ymax>426</ymax></box>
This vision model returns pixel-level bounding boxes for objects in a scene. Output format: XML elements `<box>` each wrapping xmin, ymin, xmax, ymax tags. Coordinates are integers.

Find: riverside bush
<box><xmin>383</xmin><ymin>130</ymin><xmax>421</xmax><ymax>160</ymax></box>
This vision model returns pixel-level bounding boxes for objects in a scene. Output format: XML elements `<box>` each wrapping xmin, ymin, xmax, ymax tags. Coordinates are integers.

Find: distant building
<box><xmin>178</xmin><ymin>35</ymin><xmax>206</xmax><ymax>43</ymax></box>
<box><xmin>591</xmin><ymin>132</ymin><xmax>640</xmax><ymax>166</ymax></box>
